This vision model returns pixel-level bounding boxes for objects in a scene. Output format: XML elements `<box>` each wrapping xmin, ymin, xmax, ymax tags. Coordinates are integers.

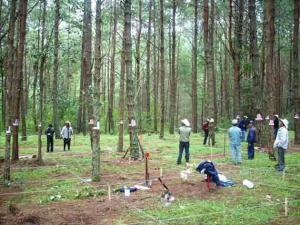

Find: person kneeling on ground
<box><xmin>228</xmin><ymin>119</ymin><xmax>242</xmax><ymax>164</ymax></box>
<box><xmin>273</xmin><ymin>118</ymin><xmax>289</xmax><ymax>172</ymax></box>
<box><xmin>247</xmin><ymin>121</ymin><xmax>256</xmax><ymax>160</ymax></box>
<box><xmin>177</xmin><ymin>119</ymin><xmax>191</xmax><ymax>165</ymax></box>
<box><xmin>61</xmin><ymin>121</ymin><xmax>73</xmax><ymax>151</ymax></box>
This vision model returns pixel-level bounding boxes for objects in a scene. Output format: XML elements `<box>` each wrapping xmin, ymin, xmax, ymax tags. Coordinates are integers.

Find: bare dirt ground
<box><xmin>0</xmin><ymin>160</ymin><xmax>230</xmax><ymax>225</ymax></box>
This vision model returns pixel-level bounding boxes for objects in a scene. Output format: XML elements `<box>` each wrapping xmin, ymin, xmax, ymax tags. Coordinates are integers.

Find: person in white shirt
<box><xmin>61</xmin><ymin>121</ymin><xmax>73</xmax><ymax>151</ymax></box>
<box><xmin>273</xmin><ymin>118</ymin><xmax>289</xmax><ymax>172</ymax></box>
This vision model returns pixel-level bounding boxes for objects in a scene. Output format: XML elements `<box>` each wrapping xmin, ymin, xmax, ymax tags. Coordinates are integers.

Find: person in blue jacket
<box><xmin>228</xmin><ymin>119</ymin><xmax>242</xmax><ymax>164</ymax></box>
<box><xmin>247</xmin><ymin>121</ymin><xmax>256</xmax><ymax>159</ymax></box>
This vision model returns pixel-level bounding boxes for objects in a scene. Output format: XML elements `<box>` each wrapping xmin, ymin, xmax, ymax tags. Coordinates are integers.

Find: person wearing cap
<box><xmin>202</xmin><ymin>119</ymin><xmax>210</xmax><ymax>145</ymax></box>
<box><xmin>247</xmin><ymin>121</ymin><xmax>256</xmax><ymax>159</ymax></box>
<box><xmin>45</xmin><ymin>124</ymin><xmax>55</xmax><ymax>152</ymax></box>
<box><xmin>238</xmin><ymin>116</ymin><xmax>248</xmax><ymax>141</ymax></box>
<box><xmin>177</xmin><ymin>119</ymin><xmax>191</xmax><ymax>165</ymax></box>
<box><xmin>273</xmin><ymin>118</ymin><xmax>289</xmax><ymax>172</ymax></box>
<box><xmin>273</xmin><ymin>115</ymin><xmax>279</xmax><ymax>138</ymax></box>
<box><xmin>208</xmin><ymin>118</ymin><xmax>216</xmax><ymax>146</ymax></box>
<box><xmin>228</xmin><ymin>119</ymin><xmax>242</xmax><ymax>164</ymax></box>
<box><xmin>61</xmin><ymin>121</ymin><xmax>73</xmax><ymax>151</ymax></box>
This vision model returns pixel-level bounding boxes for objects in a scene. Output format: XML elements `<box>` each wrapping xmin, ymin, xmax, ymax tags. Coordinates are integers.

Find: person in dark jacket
<box><xmin>45</xmin><ymin>124</ymin><xmax>55</xmax><ymax>152</ymax></box>
<box><xmin>202</xmin><ymin>119</ymin><xmax>209</xmax><ymax>145</ymax></box>
<box><xmin>238</xmin><ymin>116</ymin><xmax>248</xmax><ymax>141</ymax></box>
<box><xmin>247</xmin><ymin>121</ymin><xmax>256</xmax><ymax>159</ymax></box>
<box><xmin>273</xmin><ymin>115</ymin><xmax>279</xmax><ymax>138</ymax></box>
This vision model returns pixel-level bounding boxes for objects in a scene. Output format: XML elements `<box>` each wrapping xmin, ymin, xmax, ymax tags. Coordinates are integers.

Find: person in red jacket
<box><xmin>202</xmin><ymin>119</ymin><xmax>210</xmax><ymax>145</ymax></box>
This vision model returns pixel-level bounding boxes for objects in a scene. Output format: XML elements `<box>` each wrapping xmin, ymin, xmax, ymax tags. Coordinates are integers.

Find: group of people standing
<box><xmin>177</xmin><ymin>115</ymin><xmax>289</xmax><ymax>172</ymax></box>
<box><xmin>228</xmin><ymin>114</ymin><xmax>289</xmax><ymax>172</ymax></box>
<box><xmin>45</xmin><ymin>121</ymin><xmax>73</xmax><ymax>152</ymax></box>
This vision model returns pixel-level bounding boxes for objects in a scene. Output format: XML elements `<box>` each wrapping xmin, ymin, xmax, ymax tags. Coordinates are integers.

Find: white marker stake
<box><xmin>128</xmin><ymin>156</ymin><xmax>131</xmax><ymax>165</ymax></box>
<box><xmin>108</xmin><ymin>185</ymin><xmax>111</xmax><ymax>201</ymax></box>
<box><xmin>210</xmin><ymin>142</ymin><xmax>213</xmax><ymax>161</ymax></box>
<box><xmin>285</xmin><ymin>198</ymin><xmax>288</xmax><ymax>216</ymax></box>
<box><xmin>160</xmin><ymin>168</ymin><xmax>163</xmax><ymax>177</ymax></box>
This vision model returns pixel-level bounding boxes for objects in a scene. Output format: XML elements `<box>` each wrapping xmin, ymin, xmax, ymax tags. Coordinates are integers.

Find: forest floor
<box><xmin>0</xmin><ymin>131</ymin><xmax>300</xmax><ymax>225</ymax></box>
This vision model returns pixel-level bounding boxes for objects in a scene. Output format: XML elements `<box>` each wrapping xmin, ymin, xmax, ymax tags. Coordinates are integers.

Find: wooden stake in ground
<box><xmin>92</xmin><ymin>127</ymin><xmax>100</xmax><ymax>182</ymax></box>
<box><xmin>4</xmin><ymin>127</ymin><xmax>11</xmax><ymax>186</ymax></box>
<box><xmin>37</xmin><ymin>123</ymin><xmax>42</xmax><ymax>164</ymax></box>
<box><xmin>145</xmin><ymin>152</ymin><xmax>150</xmax><ymax>186</ymax></box>
<box><xmin>223</xmin><ymin>133</ymin><xmax>226</xmax><ymax>156</ymax></box>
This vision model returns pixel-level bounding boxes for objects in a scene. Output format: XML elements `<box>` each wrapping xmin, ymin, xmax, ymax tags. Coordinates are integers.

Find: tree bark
<box><xmin>169</xmin><ymin>0</ymin><xmax>177</xmax><ymax>134</ymax></box>
<box><xmin>108</xmin><ymin>0</ymin><xmax>117</xmax><ymax>134</ymax></box>
<box><xmin>146</xmin><ymin>0</ymin><xmax>152</xmax><ymax>129</ymax></box>
<box><xmin>265</xmin><ymin>0</ymin><xmax>275</xmax><ymax>116</ymax></box>
<box><xmin>4</xmin><ymin>128</ymin><xmax>11</xmax><ymax>185</ymax></box>
<box><xmin>53</xmin><ymin>0</ymin><xmax>60</xmax><ymax>139</ymax></box>
<box><xmin>204</xmin><ymin>0</ymin><xmax>216</xmax><ymax>121</ymax></box>
<box><xmin>136</xmin><ymin>0</ymin><xmax>142</xmax><ymax>131</ymax></box>
<box><xmin>11</xmin><ymin>0</ymin><xmax>28</xmax><ymax>160</ymax></box>
<box><xmin>5</xmin><ymin>0</ymin><xmax>17</xmax><ymax>131</ymax></box>
<box><xmin>248</xmin><ymin>0</ymin><xmax>260</xmax><ymax>114</ymax></box>
<box><xmin>92</xmin><ymin>128</ymin><xmax>100</xmax><ymax>181</ymax></box>
<box><xmin>153</xmin><ymin>0</ymin><xmax>158</xmax><ymax>132</ymax></box>
<box><xmin>124</xmin><ymin>0</ymin><xmax>139</xmax><ymax>159</ymax></box>
<box><xmin>191</xmin><ymin>0</ymin><xmax>198</xmax><ymax>132</ymax></box>
<box><xmin>159</xmin><ymin>0</ymin><xmax>165</xmax><ymax>139</ymax></box>
<box><xmin>293</xmin><ymin>0</ymin><xmax>300</xmax><ymax>144</ymax></box>
<box><xmin>118</xmin><ymin>48</ymin><xmax>126</xmax><ymax>152</ymax></box>
<box><xmin>38</xmin><ymin>0</ymin><xmax>47</xmax><ymax>164</ymax></box>
<box><xmin>94</xmin><ymin>0</ymin><xmax>102</xmax><ymax>125</ymax></box>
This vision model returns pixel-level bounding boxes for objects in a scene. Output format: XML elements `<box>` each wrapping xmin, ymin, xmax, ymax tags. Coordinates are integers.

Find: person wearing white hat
<box><xmin>228</xmin><ymin>119</ymin><xmax>242</xmax><ymax>164</ymax></box>
<box><xmin>61</xmin><ymin>121</ymin><xmax>73</xmax><ymax>151</ymax></box>
<box><xmin>208</xmin><ymin>118</ymin><xmax>215</xmax><ymax>146</ymax></box>
<box><xmin>273</xmin><ymin>118</ymin><xmax>289</xmax><ymax>172</ymax></box>
<box><xmin>177</xmin><ymin>119</ymin><xmax>191</xmax><ymax>165</ymax></box>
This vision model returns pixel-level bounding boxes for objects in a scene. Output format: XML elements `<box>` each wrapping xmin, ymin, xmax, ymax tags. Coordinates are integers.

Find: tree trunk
<box><xmin>118</xmin><ymin>48</ymin><xmax>126</xmax><ymax>152</ymax></box>
<box><xmin>265</xmin><ymin>0</ymin><xmax>275</xmax><ymax>116</ymax></box>
<box><xmin>136</xmin><ymin>0</ymin><xmax>142</xmax><ymax>131</ymax></box>
<box><xmin>153</xmin><ymin>0</ymin><xmax>158</xmax><ymax>132</ymax></box>
<box><xmin>11</xmin><ymin>0</ymin><xmax>28</xmax><ymax>160</ymax></box>
<box><xmin>92</xmin><ymin>128</ymin><xmax>100</xmax><ymax>181</ymax></box>
<box><xmin>21</xmin><ymin>50</ymin><xmax>28</xmax><ymax>141</ymax></box>
<box><xmin>94</xmin><ymin>0</ymin><xmax>102</xmax><ymax>125</ymax></box>
<box><xmin>79</xmin><ymin>0</ymin><xmax>92</xmax><ymax>135</ymax></box>
<box><xmin>169</xmin><ymin>0</ymin><xmax>176</xmax><ymax>134</ymax></box>
<box><xmin>124</xmin><ymin>0</ymin><xmax>139</xmax><ymax>159</ymax></box>
<box><xmin>204</xmin><ymin>0</ymin><xmax>216</xmax><ymax>120</ymax></box>
<box><xmin>191</xmin><ymin>0</ymin><xmax>198</xmax><ymax>132</ymax></box>
<box><xmin>108</xmin><ymin>0</ymin><xmax>117</xmax><ymax>134</ymax></box>
<box><xmin>4</xmin><ymin>128</ymin><xmax>11</xmax><ymax>185</ymax></box>
<box><xmin>53</xmin><ymin>0</ymin><xmax>60</xmax><ymax>139</ymax></box>
<box><xmin>228</xmin><ymin>0</ymin><xmax>243</xmax><ymax>115</ymax></box>
<box><xmin>38</xmin><ymin>0</ymin><xmax>47</xmax><ymax>164</ymax></box>
<box><xmin>5</xmin><ymin>0</ymin><xmax>17</xmax><ymax>131</ymax></box>
<box><xmin>293</xmin><ymin>0</ymin><xmax>300</xmax><ymax>144</ymax></box>
<box><xmin>248</xmin><ymin>0</ymin><xmax>260</xmax><ymax>114</ymax></box>
<box><xmin>210</xmin><ymin>0</ymin><xmax>217</xmax><ymax>124</ymax></box>
<box><xmin>146</xmin><ymin>0</ymin><xmax>152</xmax><ymax>129</ymax></box>
<box><xmin>159</xmin><ymin>0</ymin><xmax>165</xmax><ymax>139</ymax></box>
